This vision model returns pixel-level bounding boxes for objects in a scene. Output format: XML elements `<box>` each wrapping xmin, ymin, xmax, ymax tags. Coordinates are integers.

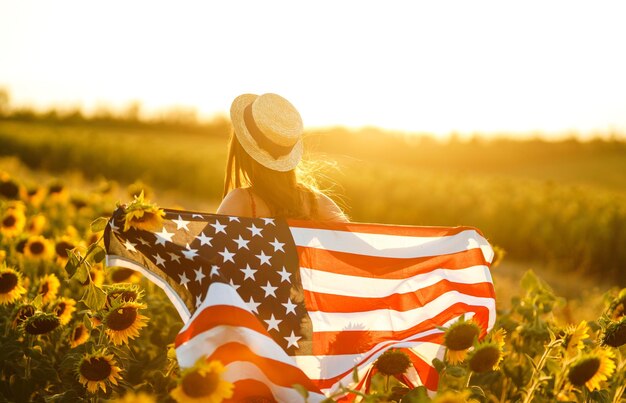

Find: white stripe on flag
<box><xmin>307</xmin><ymin>292</ymin><xmax>496</xmax><ymax>332</ymax></box>
<box><xmin>300</xmin><ymin>265</ymin><xmax>493</xmax><ymax>298</ymax></box>
<box><xmin>178</xmin><ymin>282</ymin><xmax>246</xmax><ymax>333</ymax></box>
<box><xmin>290</xmin><ymin>227</ymin><xmax>494</xmax><ymax>262</ymax></box>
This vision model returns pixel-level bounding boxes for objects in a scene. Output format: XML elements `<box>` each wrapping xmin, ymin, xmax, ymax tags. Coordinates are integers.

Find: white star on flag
<box><xmin>109</xmin><ymin>221</ymin><xmax>119</xmax><ymax>233</ymax></box>
<box><xmin>262</xmin><ymin>218</ymin><xmax>275</xmax><ymax>226</ymax></box>
<box><xmin>168</xmin><ymin>252</ymin><xmax>181</xmax><ymax>263</ymax></box>
<box><xmin>240</xmin><ymin>264</ymin><xmax>257</xmax><ymax>281</ymax></box>
<box><xmin>195</xmin><ymin>232</ymin><xmax>213</xmax><ymax>247</ymax></box>
<box><xmin>124</xmin><ymin>240</ymin><xmax>137</xmax><ymax>252</ymax></box>
<box><xmin>284</xmin><ymin>331</ymin><xmax>301</xmax><ymax>348</ymax></box>
<box><xmin>195</xmin><ymin>294</ymin><xmax>203</xmax><ymax>308</ymax></box>
<box><xmin>277</xmin><ymin>267</ymin><xmax>291</xmax><ymax>283</ymax></box>
<box><xmin>154</xmin><ymin>227</ymin><xmax>174</xmax><ymax>246</ymax></box>
<box><xmin>261</xmin><ymin>281</ymin><xmax>278</xmax><ymax>298</ymax></box>
<box><xmin>178</xmin><ymin>271</ymin><xmax>190</xmax><ymax>288</ymax></box>
<box><xmin>137</xmin><ymin>237</ymin><xmax>150</xmax><ymax>246</ymax></box>
<box><xmin>218</xmin><ymin>247</ymin><xmax>235</xmax><ymax>263</ymax></box>
<box><xmin>246</xmin><ymin>296</ymin><xmax>261</xmax><ymax>314</ymax></box>
<box><xmin>172</xmin><ymin>215</ymin><xmax>190</xmax><ymax>231</ymax></box>
<box><xmin>153</xmin><ymin>253</ymin><xmax>166</xmax><ymax>267</ymax></box>
<box><xmin>182</xmin><ymin>244</ymin><xmax>198</xmax><ymax>260</ymax></box>
<box><xmin>229</xmin><ymin>279</ymin><xmax>240</xmax><ymax>291</ymax></box>
<box><xmin>194</xmin><ymin>267</ymin><xmax>206</xmax><ymax>284</ymax></box>
<box><xmin>210</xmin><ymin>220</ymin><xmax>227</xmax><ymax>234</ymax></box>
<box><xmin>210</xmin><ymin>265</ymin><xmax>220</xmax><ymax>277</ymax></box>
<box><xmin>191</xmin><ymin>214</ymin><xmax>204</xmax><ymax>219</ymax></box>
<box><xmin>228</xmin><ymin>216</ymin><xmax>240</xmax><ymax>222</ymax></box>
<box><xmin>270</xmin><ymin>238</ymin><xmax>285</xmax><ymax>252</ymax></box>
<box><xmin>247</xmin><ymin>224</ymin><xmax>263</xmax><ymax>237</ymax></box>
<box><xmin>256</xmin><ymin>250</ymin><xmax>272</xmax><ymax>266</ymax></box>
<box><xmin>233</xmin><ymin>235</ymin><xmax>250</xmax><ymax>250</ymax></box>
<box><xmin>282</xmin><ymin>298</ymin><xmax>298</xmax><ymax>315</ymax></box>
<box><xmin>264</xmin><ymin>314</ymin><xmax>282</xmax><ymax>331</ymax></box>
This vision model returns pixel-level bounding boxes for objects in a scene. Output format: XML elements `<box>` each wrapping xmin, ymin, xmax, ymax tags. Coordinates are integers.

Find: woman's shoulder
<box><xmin>216</xmin><ymin>188</ymin><xmax>252</xmax><ymax>217</ymax></box>
<box><xmin>314</xmin><ymin>192</ymin><xmax>349</xmax><ymax>222</ymax></box>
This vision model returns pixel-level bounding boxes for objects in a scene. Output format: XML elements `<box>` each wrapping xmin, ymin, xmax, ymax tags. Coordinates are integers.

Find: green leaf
<box><xmin>82</xmin><ymin>283</ymin><xmax>107</xmax><ymax>311</ymax></box>
<box><xmin>400</xmin><ymin>386</ymin><xmax>431</xmax><ymax>403</ymax></box>
<box><xmin>91</xmin><ymin>245</ymin><xmax>106</xmax><ymax>263</ymax></box>
<box><xmin>432</xmin><ymin>357</ymin><xmax>445</xmax><ymax>373</ymax></box>
<box><xmin>352</xmin><ymin>366</ymin><xmax>360</xmax><ymax>383</ymax></box>
<box><xmin>292</xmin><ymin>383</ymin><xmax>309</xmax><ymax>399</ymax></box>
<box><xmin>31</xmin><ymin>294</ymin><xmax>43</xmax><ymax>310</ymax></box>
<box><xmin>64</xmin><ymin>250</ymin><xmax>79</xmax><ymax>278</ymax></box>
<box><xmin>90</xmin><ymin>217</ymin><xmax>109</xmax><ymax>233</ymax></box>
<box><xmin>71</xmin><ymin>261</ymin><xmax>89</xmax><ymax>284</ymax></box>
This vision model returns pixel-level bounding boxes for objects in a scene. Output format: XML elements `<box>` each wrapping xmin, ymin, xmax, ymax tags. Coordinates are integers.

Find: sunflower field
<box><xmin>1</xmin><ymin>162</ymin><xmax>626</xmax><ymax>403</ymax></box>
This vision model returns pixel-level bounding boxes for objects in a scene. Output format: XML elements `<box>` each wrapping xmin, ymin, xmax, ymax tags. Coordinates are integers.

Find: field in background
<box><xmin>2</xmin><ymin>119</ymin><xmax>626</xmax><ymax>287</ymax></box>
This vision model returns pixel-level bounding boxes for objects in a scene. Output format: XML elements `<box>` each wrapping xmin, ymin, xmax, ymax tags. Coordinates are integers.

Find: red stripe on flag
<box><xmin>209</xmin><ymin>342</ymin><xmax>321</xmax><ymax>393</ymax></box>
<box><xmin>304</xmin><ymin>280</ymin><xmax>495</xmax><ymax>313</ymax></box>
<box><xmin>175</xmin><ymin>305</ymin><xmax>268</xmax><ymax>347</ymax></box>
<box><xmin>297</xmin><ymin>247</ymin><xmax>489</xmax><ymax>278</ymax></box>
<box><xmin>226</xmin><ymin>379</ymin><xmax>275</xmax><ymax>402</ymax></box>
<box><xmin>405</xmin><ymin>349</ymin><xmax>440</xmax><ymax>391</ymax></box>
<box><xmin>288</xmin><ymin>219</ymin><xmax>483</xmax><ymax>238</ymax></box>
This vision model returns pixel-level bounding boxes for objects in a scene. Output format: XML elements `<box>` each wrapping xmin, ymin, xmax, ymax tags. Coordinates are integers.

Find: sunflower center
<box><xmin>25</xmin><ymin>316</ymin><xmax>60</xmax><ymax>335</ymax></box>
<box><xmin>446</xmin><ymin>324</ymin><xmax>479</xmax><ymax>350</ymax></box>
<box><xmin>73</xmin><ymin>326</ymin><xmax>84</xmax><ymax>340</ymax></box>
<box><xmin>469</xmin><ymin>346</ymin><xmax>501</xmax><ymax>373</ymax></box>
<box><xmin>55</xmin><ymin>241</ymin><xmax>74</xmax><ymax>258</ymax></box>
<box><xmin>0</xmin><ymin>181</ymin><xmax>19</xmax><ymax>199</ymax></box>
<box><xmin>181</xmin><ymin>370</ymin><xmax>219</xmax><ymax>398</ymax></box>
<box><xmin>29</xmin><ymin>241</ymin><xmax>45</xmax><ymax>255</ymax></box>
<box><xmin>49</xmin><ymin>184</ymin><xmax>64</xmax><ymax>194</ymax></box>
<box><xmin>2</xmin><ymin>215</ymin><xmax>16</xmax><ymax>227</ymax></box>
<box><xmin>375</xmin><ymin>350</ymin><xmax>412</xmax><ymax>375</ymax></box>
<box><xmin>54</xmin><ymin>302</ymin><xmax>67</xmax><ymax>316</ymax></box>
<box><xmin>41</xmin><ymin>282</ymin><xmax>50</xmax><ymax>295</ymax></box>
<box><xmin>107</xmin><ymin>307</ymin><xmax>138</xmax><ymax>330</ymax></box>
<box><xmin>0</xmin><ymin>272</ymin><xmax>18</xmax><ymax>293</ymax></box>
<box><xmin>568</xmin><ymin>357</ymin><xmax>600</xmax><ymax>386</ymax></box>
<box><xmin>80</xmin><ymin>357</ymin><xmax>112</xmax><ymax>381</ymax></box>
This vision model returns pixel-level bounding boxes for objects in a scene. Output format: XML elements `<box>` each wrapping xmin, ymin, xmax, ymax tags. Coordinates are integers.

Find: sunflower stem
<box><xmin>24</xmin><ymin>336</ymin><xmax>33</xmax><ymax>379</ymax></box>
<box><xmin>521</xmin><ymin>339</ymin><xmax>561</xmax><ymax>403</ymax></box>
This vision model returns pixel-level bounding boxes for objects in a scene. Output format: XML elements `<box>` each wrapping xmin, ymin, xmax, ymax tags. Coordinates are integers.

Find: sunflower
<box><xmin>38</xmin><ymin>273</ymin><xmax>61</xmax><ymax>304</ymax></box>
<box><xmin>113</xmin><ymin>391</ymin><xmax>157</xmax><ymax>403</ymax></box>
<box><xmin>21</xmin><ymin>186</ymin><xmax>46</xmax><ymax>208</ymax></box>
<box><xmin>443</xmin><ymin>318</ymin><xmax>481</xmax><ymax>365</ymax></box>
<box><xmin>52</xmin><ymin>297</ymin><xmax>77</xmax><ymax>325</ymax></box>
<box><xmin>110</xmin><ymin>267</ymin><xmax>142</xmax><ymax>284</ymax></box>
<box><xmin>170</xmin><ymin>358</ymin><xmax>233</xmax><ymax>403</ymax></box>
<box><xmin>11</xmin><ymin>303</ymin><xmax>35</xmax><ymax>328</ymax></box>
<box><xmin>608</xmin><ymin>288</ymin><xmax>626</xmax><ymax>320</ymax></box>
<box><xmin>26</xmin><ymin>214</ymin><xmax>47</xmax><ymax>235</ymax></box>
<box><xmin>77</xmin><ymin>350</ymin><xmax>122</xmax><ymax>394</ymax></box>
<box><xmin>86</xmin><ymin>229</ymin><xmax>104</xmax><ymax>246</ymax></box>
<box><xmin>55</xmin><ymin>236</ymin><xmax>76</xmax><ymax>265</ymax></box>
<box><xmin>24</xmin><ymin>235</ymin><xmax>54</xmax><ymax>259</ymax></box>
<box><xmin>69</xmin><ymin>323</ymin><xmax>91</xmax><ymax>348</ymax></box>
<box><xmin>0</xmin><ymin>264</ymin><xmax>27</xmax><ymax>305</ymax></box>
<box><xmin>0</xmin><ymin>175</ymin><xmax>20</xmax><ymax>199</ymax></box>
<box><xmin>567</xmin><ymin>348</ymin><xmax>616</xmax><ymax>391</ymax></box>
<box><xmin>467</xmin><ymin>330</ymin><xmax>505</xmax><ymax>373</ymax></box>
<box><xmin>374</xmin><ymin>348</ymin><xmax>412</xmax><ymax>376</ymax></box>
<box><xmin>104</xmin><ymin>301</ymin><xmax>149</xmax><ymax>345</ymax></box>
<box><xmin>433</xmin><ymin>390</ymin><xmax>478</xmax><ymax>403</ymax></box>
<box><xmin>601</xmin><ymin>317</ymin><xmax>626</xmax><ymax>348</ymax></box>
<box><xmin>104</xmin><ymin>283</ymin><xmax>144</xmax><ymax>307</ymax></box>
<box><xmin>47</xmin><ymin>182</ymin><xmax>69</xmax><ymax>203</ymax></box>
<box><xmin>21</xmin><ymin>312</ymin><xmax>61</xmax><ymax>335</ymax></box>
<box><xmin>0</xmin><ymin>249</ymin><xmax>6</xmax><ymax>263</ymax></box>
<box><xmin>0</xmin><ymin>207</ymin><xmax>26</xmax><ymax>238</ymax></box>
<box><xmin>122</xmin><ymin>191</ymin><xmax>165</xmax><ymax>232</ymax></box>
<box><xmin>562</xmin><ymin>321</ymin><xmax>590</xmax><ymax>358</ymax></box>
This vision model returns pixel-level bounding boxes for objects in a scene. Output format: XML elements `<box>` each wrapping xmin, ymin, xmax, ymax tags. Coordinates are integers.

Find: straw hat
<box><xmin>230</xmin><ymin>93</ymin><xmax>304</xmax><ymax>172</ymax></box>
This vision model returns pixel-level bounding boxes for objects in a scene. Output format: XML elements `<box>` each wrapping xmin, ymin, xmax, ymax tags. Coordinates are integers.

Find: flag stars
<box><xmin>168</xmin><ymin>252</ymin><xmax>181</xmax><ymax>263</ymax></box>
<box><xmin>194</xmin><ymin>267</ymin><xmax>206</xmax><ymax>284</ymax></box>
<box><xmin>182</xmin><ymin>244</ymin><xmax>199</xmax><ymax>260</ymax></box>
<box><xmin>241</xmin><ymin>264</ymin><xmax>257</xmax><ymax>281</ymax></box>
<box><xmin>284</xmin><ymin>331</ymin><xmax>301</xmax><ymax>349</ymax></box>
<box><xmin>195</xmin><ymin>232</ymin><xmax>213</xmax><ymax>247</ymax></box>
<box><xmin>178</xmin><ymin>272</ymin><xmax>190</xmax><ymax>288</ymax></box>
<box><xmin>248</xmin><ymin>224</ymin><xmax>263</xmax><ymax>237</ymax></box>
<box><xmin>154</xmin><ymin>227</ymin><xmax>175</xmax><ymax>246</ymax></box>
<box><xmin>233</xmin><ymin>235</ymin><xmax>250</xmax><ymax>250</ymax></box>
<box><xmin>124</xmin><ymin>239</ymin><xmax>137</xmax><ymax>252</ymax></box>
<box><xmin>137</xmin><ymin>237</ymin><xmax>151</xmax><ymax>246</ymax></box>
<box><xmin>173</xmin><ymin>215</ymin><xmax>190</xmax><ymax>231</ymax></box>
<box><xmin>282</xmin><ymin>298</ymin><xmax>298</xmax><ymax>315</ymax></box>
<box><xmin>195</xmin><ymin>294</ymin><xmax>203</xmax><ymax>308</ymax></box>
<box><xmin>219</xmin><ymin>247</ymin><xmax>235</xmax><ymax>263</ymax></box>
<box><xmin>261</xmin><ymin>281</ymin><xmax>278</xmax><ymax>298</ymax></box>
<box><xmin>264</xmin><ymin>314</ymin><xmax>282</xmax><ymax>332</ymax></box>
<box><xmin>270</xmin><ymin>238</ymin><xmax>285</xmax><ymax>253</ymax></box>
<box><xmin>247</xmin><ymin>296</ymin><xmax>260</xmax><ymax>314</ymax></box>
<box><xmin>277</xmin><ymin>267</ymin><xmax>291</xmax><ymax>283</ymax></box>
<box><xmin>109</xmin><ymin>221</ymin><xmax>120</xmax><ymax>233</ymax></box>
<box><xmin>210</xmin><ymin>220</ymin><xmax>227</xmax><ymax>234</ymax></box>
<box><xmin>262</xmin><ymin>218</ymin><xmax>275</xmax><ymax>226</ymax></box>
<box><xmin>210</xmin><ymin>265</ymin><xmax>220</xmax><ymax>277</ymax></box>
<box><xmin>228</xmin><ymin>216</ymin><xmax>240</xmax><ymax>222</ymax></box>
<box><xmin>229</xmin><ymin>279</ymin><xmax>240</xmax><ymax>291</ymax></box>
<box><xmin>192</xmin><ymin>214</ymin><xmax>204</xmax><ymax>219</ymax></box>
<box><xmin>256</xmin><ymin>251</ymin><xmax>272</xmax><ymax>266</ymax></box>
<box><xmin>153</xmin><ymin>253</ymin><xmax>166</xmax><ymax>267</ymax></box>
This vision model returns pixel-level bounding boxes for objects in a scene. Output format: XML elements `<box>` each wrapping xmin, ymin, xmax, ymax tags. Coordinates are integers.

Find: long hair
<box><xmin>222</xmin><ymin>133</ymin><xmax>319</xmax><ymax>219</ymax></box>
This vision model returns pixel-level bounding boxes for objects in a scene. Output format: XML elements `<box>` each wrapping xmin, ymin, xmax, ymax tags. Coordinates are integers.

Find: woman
<box><xmin>217</xmin><ymin>93</ymin><xmax>348</xmax><ymax>222</ymax></box>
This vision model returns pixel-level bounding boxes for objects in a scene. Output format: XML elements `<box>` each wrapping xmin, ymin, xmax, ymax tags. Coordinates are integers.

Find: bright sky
<box><xmin>1</xmin><ymin>1</ymin><xmax>625</xmax><ymax>138</ymax></box>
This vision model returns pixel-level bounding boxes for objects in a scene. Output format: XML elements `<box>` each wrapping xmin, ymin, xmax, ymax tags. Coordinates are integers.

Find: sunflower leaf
<box><xmin>400</xmin><ymin>386</ymin><xmax>430</xmax><ymax>403</ymax></box>
<box><xmin>292</xmin><ymin>383</ymin><xmax>309</xmax><ymax>399</ymax></box>
<box><xmin>91</xmin><ymin>245</ymin><xmax>106</xmax><ymax>264</ymax></box>
<box><xmin>82</xmin><ymin>283</ymin><xmax>106</xmax><ymax>311</ymax></box>
<box><xmin>90</xmin><ymin>217</ymin><xmax>109</xmax><ymax>233</ymax></box>
<box><xmin>32</xmin><ymin>294</ymin><xmax>43</xmax><ymax>310</ymax></box>
<box><xmin>72</xmin><ymin>261</ymin><xmax>89</xmax><ymax>284</ymax></box>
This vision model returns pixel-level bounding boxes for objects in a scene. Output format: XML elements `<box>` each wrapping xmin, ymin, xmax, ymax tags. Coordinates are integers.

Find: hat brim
<box><xmin>230</xmin><ymin>94</ymin><xmax>303</xmax><ymax>172</ymax></box>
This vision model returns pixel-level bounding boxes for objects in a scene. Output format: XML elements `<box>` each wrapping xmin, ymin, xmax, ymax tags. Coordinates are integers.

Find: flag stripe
<box><xmin>290</xmin><ymin>227</ymin><xmax>493</xmax><ymax>261</ymax></box>
<box><xmin>300</xmin><ymin>265</ymin><xmax>493</xmax><ymax>299</ymax></box>
<box><xmin>304</xmin><ymin>280</ymin><xmax>495</xmax><ymax>313</ymax></box>
<box><xmin>297</xmin><ymin>246</ymin><xmax>489</xmax><ymax>278</ymax></box>
<box><xmin>307</xmin><ymin>292</ymin><xmax>495</xmax><ymax>332</ymax></box>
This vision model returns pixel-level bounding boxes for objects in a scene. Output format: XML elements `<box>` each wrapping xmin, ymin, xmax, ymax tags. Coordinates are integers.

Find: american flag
<box><xmin>104</xmin><ymin>207</ymin><xmax>496</xmax><ymax>401</ymax></box>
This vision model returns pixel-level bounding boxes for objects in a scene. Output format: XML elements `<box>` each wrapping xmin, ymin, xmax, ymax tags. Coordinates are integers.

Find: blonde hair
<box><xmin>222</xmin><ymin>133</ymin><xmax>321</xmax><ymax>219</ymax></box>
